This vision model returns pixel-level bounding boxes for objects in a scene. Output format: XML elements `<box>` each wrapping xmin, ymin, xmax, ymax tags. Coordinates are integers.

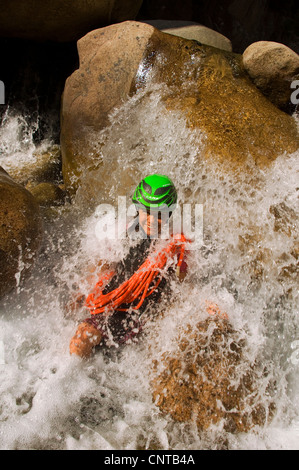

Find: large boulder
<box><xmin>151</xmin><ymin>317</ymin><xmax>276</xmax><ymax>433</ymax></box>
<box><xmin>0</xmin><ymin>0</ymin><xmax>142</xmax><ymax>42</ymax></box>
<box><xmin>243</xmin><ymin>41</ymin><xmax>299</xmax><ymax>109</ymax></box>
<box><xmin>61</xmin><ymin>21</ymin><xmax>156</xmax><ymax>194</ymax></box>
<box><xmin>0</xmin><ymin>167</ymin><xmax>43</xmax><ymax>298</ymax></box>
<box><xmin>61</xmin><ymin>21</ymin><xmax>299</xmax><ymax>199</ymax></box>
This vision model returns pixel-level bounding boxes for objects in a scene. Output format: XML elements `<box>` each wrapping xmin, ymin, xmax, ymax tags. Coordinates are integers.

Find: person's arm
<box><xmin>64</xmin><ymin>259</ymin><xmax>117</xmax><ymax>316</ymax></box>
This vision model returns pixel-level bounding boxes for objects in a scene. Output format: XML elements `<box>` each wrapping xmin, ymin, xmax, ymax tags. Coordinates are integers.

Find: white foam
<box><xmin>0</xmin><ymin>88</ymin><xmax>298</xmax><ymax>449</ymax></box>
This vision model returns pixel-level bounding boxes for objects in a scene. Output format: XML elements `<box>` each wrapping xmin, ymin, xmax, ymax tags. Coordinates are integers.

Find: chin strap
<box><xmin>85</xmin><ymin>234</ymin><xmax>188</xmax><ymax>316</ymax></box>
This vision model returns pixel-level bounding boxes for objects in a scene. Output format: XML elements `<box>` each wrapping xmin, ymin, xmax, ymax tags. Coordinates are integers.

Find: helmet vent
<box><xmin>154</xmin><ymin>186</ymin><xmax>169</xmax><ymax>196</ymax></box>
<box><xmin>142</xmin><ymin>181</ymin><xmax>152</xmax><ymax>194</ymax></box>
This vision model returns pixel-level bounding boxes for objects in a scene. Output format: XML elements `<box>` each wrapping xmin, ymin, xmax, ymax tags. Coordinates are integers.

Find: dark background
<box><xmin>137</xmin><ymin>0</ymin><xmax>299</xmax><ymax>54</ymax></box>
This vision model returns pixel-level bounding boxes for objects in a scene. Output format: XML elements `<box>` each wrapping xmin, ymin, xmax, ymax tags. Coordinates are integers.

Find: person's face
<box><xmin>139</xmin><ymin>208</ymin><xmax>163</xmax><ymax>237</ymax></box>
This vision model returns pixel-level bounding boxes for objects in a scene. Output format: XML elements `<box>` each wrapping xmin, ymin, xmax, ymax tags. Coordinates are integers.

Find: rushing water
<box><xmin>0</xmin><ymin>87</ymin><xmax>298</xmax><ymax>450</ymax></box>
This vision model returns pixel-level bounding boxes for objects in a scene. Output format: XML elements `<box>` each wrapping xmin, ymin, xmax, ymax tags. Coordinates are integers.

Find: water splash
<box><xmin>0</xmin><ymin>86</ymin><xmax>298</xmax><ymax>449</ymax></box>
<box><xmin>0</xmin><ymin>107</ymin><xmax>54</xmax><ymax>176</ymax></box>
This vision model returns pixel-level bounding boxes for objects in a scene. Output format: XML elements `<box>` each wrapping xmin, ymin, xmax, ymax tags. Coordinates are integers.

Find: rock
<box><xmin>164</xmin><ymin>25</ymin><xmax>232</xmax><ymax>52</ymax></box>
<box><xmin>61</xmin><ymin>21</ymin><xmax>157</xmax><ymax>194</ymax></box>
<box><xmin>0</xmin><ymin>167</ymin><xmax>43</xmax><ymax>298</ymax></box>
<box><xmin>0</xmin><ymin>0</ymin><xmax>142</xmax><ymax>42</ymax></box>
<box><xmin>61</xmin><ymin>21</ymin><xmax>299</xmax><ymax>200</ymax></box>
<box><xmin>142</xmin><ymin>20</ymin><xmax>232</xmax><ymax>51</ymax></box>
<box><xmin>151</xmin><ymin>317</ymin><xmax>276</xmax><ymax>433</ymax></box>
<box><xmin>243</xmin><ymin>41</ymin><xmax>299</xmax><ymax>109</ymax></box>
<box><xmin>269</xmin><ymin>201</ymin><xmax>298</xmax><ymax>237</ymax></box>
<box><xmin>27</xmin><ymin>182</ymin><xmax>66</xmax><ymax>207</ymax></box>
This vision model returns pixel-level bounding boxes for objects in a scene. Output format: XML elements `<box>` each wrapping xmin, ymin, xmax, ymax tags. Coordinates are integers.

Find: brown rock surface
<box><xmin>151</xmin><ymin>317</ymin><xmax>276</xmax><ymax>433</ymax></box>
<box><xmin>243</xmin><ymin>41</ymin><xmax>299</xmax><ymax>109</ymax></box>
<box><xmin>27</xmin><ymin>182</ymin><xmax>66</xmax><ymax>207</ymax></box>
<box><xmin>0</xmin><ymin>167</ymin><xmax>43</xmax><ymax>298</ymax></box>
<box><xmin>61</xmin><ymin>21</ymin><xmax>157</xmax><ymax>193</ymax></box>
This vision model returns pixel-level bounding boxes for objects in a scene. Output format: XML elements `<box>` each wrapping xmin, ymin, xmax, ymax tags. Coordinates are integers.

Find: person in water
<box><xmin>69</xmin><ymin>174</ymin><xmax>188</xmax><ymax>358</ymax></box>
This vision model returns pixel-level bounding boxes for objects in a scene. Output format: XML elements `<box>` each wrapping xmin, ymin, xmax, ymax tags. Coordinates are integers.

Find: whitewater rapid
<box><xmin>0</xmin><ymin>91</ymin><xmax>298</xmax><ymax>450</ymax></box>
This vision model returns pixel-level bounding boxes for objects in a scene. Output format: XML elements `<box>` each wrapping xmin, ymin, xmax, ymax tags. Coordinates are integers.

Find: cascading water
<box><xmin>0</xmin><ymin>85</ymin><xmax>298</xmax><ymax>450</ymax></box>
<box><xmin>0</xmin><ymin>106</ymin><xmax>55</xmax><ymax>175</ymax></box>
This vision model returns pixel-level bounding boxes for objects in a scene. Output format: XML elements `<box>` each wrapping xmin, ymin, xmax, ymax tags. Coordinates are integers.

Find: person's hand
<box><xmin>69</xmin><ymin>322</ymin><xmax>102</xmax><ymax>358</ymax></box>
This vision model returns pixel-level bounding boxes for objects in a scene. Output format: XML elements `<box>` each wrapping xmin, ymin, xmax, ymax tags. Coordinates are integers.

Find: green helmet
<box><xmin>132</xmin><ymin>174</ymin><xmax>177</xmax><ymax>211</ymax></box>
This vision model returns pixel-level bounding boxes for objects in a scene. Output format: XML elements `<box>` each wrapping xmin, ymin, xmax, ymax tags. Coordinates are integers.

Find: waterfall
<box><xmin>0</xmin><ymin>85</ymin><xmax>298</xmax><ymax>450</ymax></box>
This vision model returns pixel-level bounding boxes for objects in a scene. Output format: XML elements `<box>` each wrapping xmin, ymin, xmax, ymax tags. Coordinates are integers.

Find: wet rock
<box><xmin>0</xmin><ymin>167</ymin><xmax>43</xmax><ymax>298</ymax></box>
<box><xmin>61</xmin><ymin>21</ymin><xmax>156</xmax><ymax>195</ymax></box>
<box><xmin>0</xmin><ymin>0</ymin><xmax>142</xmax><ymax>42</ymax></box>
<box><xmin>27</xmin><ymin>182</ymin><xmax>66</xmax><ymax>207</ymax></box>
<box><xmin>151</xmin><ymin>317</ymin><xmax>276</xmax><ymax>433</ymax></box>
<box><xmin>61</xmin><ymin>21</ymin><xmax>299</xmax><ymax>198</ymax></box>
<box><xmin>243</xmin><ymin>41</ymin><xmax>299</xmax><ymax>109</ymax></box>
<box><xmin>269</xmin><ymin>202</ymin><xmax>298</xmax><ymax>237</ymax></box>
